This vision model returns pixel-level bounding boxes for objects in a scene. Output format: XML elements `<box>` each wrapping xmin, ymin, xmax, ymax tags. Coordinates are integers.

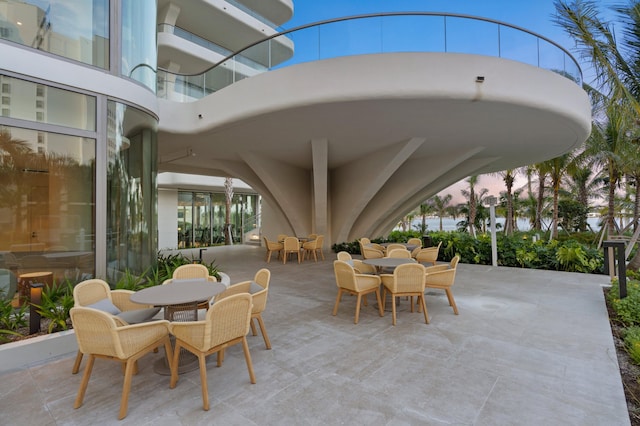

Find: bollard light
<box><xmin>29</xmin><ymin>283</ymin><xmax>44</xmax><ymax>334</ymax></box>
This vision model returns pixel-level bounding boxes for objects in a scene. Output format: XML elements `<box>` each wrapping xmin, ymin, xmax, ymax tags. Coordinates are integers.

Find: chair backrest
<box><xmin>407</xmin><ymin>238</ymin><xmax>422</xmax><ymax>247</ymax></box>
<box><xmin>73</xmin><ymin>279</ymin><xmax>112</xmax><ymax>307</ymax></box>
<box><xmin>416</xmin><ymin>241</ymin><xmax>442</xmax><ymax>264</ymax></box>
<box><xmin>252</xmin><ymin>268</ymin><xmax>270</xmax><ymax>313</ymax></box>
<box><xmin>362</xmin><ymin>246</ymin><xmax>383</xmax><ymax>259</ymax></box>
<box><xmin>425</xmin><ymin>255</ymin><xmax>459</xmax><ymax>287</ymax></box>
<box><xmin>205</xmin><ymin>293</ymin><xmax>252</xmax><ymax>348</ymax></box>
<box><xmin>172</xmin><ymin>264</ymin><xmax>209</xmax><ymax>280</ymax></box>
<box><xmin>393</xmin><ymin>263</ymin><xmax>426</xmax><ymax>293</ymax></box>
<box><xmin>70</xmin><ymin>306</ymin><xmax>122</xmax><ymax>358</ymax></box>
<box><xmin>315</xmin><ymin>235</ymin><xmax>324</xmax><ymax>248</ymax></box>
<box><xmin>337</xmin><ymin>251</ymin><xmax>352</xmax><ymax>262</ymax></box>
<box><xmin>284</xmin><ymin>236</ymin><xmax>299</xmax><ymax>251</ymax></box>
<box><xmin>277</xmin><ymin>234</ymin><xmax>288</xmax><ymax>242</ymax></box>
<box><xmin>360</xmin><ymin>237</ymin><xmax>371</xmax><ymax>245</ymax></box>
<box><xmin>308</xmin><ymin>233</ymin><xmax>318</xmax><ymax>240</ymax></box>
<box><xmin>450</xmin><ymin>255</ymin><xmax>460</xmax><ymax>268</ymax></box>
<box><xmin>385</xmin><ymin>243</ymin><xmax>405</xmax><ymax>253</ymax></box>
<box><xmin>264</xmin><ymin>237</ymin><xmax>281</xmax><ymax>249</ymax></box>
<box><xmin>387</xmin><ymin>248</ymin><xmax>412</xmax><ymax>258</ymax></box>
<box><xmin>334</xmin><ymin>260</ymin><xmax>357</xmax><ymax>292</ymax></box>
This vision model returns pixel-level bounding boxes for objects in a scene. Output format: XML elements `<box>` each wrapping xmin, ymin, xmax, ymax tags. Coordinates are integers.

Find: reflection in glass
<box><xmin>0</xmin><ymin>125</ymin><xmax>95</xmax><ymax>284</ymax></box>
<box><xmin>0</xmin><ymin>0</ymin><xmax>109</xmax><ymax>68</ymax></box>
<box><xmin>121</xmin><ymin>0</ymin><xmax>156</xmax><ymax>91</ymax></box>
<box><xmin>176</xmin><ymin>190</ymin><xmax>259</xmax><ymax>249</ymax></box>
<box><xmin>0</xmin><ymin>75</ymin><xmax>96</xmax><ymax>131</ymax></box>
<box><xmin>106</xmin><ymin>101</ymin><xmax>157</xmax><ymax>280</ymax></box>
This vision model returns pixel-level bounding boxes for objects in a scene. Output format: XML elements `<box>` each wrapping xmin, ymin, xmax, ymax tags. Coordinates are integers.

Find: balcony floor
<box><xmin>0</xmin><ymin>245</ymin><xmax>629</xmax><ymax>425</ymax></box>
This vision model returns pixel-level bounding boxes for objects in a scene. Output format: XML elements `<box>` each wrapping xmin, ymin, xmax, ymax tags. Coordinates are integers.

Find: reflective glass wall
<box><xmin>177</xmin><ymin>191</ymin><xmax>259</xmax><ymax>248</ymax></box>
<box><xmin>0</xmin><ymin>0</ymin><xmax>109</xmax><ymax>68</ymax></box>
<box><xmin>121</xmin><ymin>0</ymin><xmax>156</xmax><ymax>91</ymax></box>
<box><xmin>106</xmin><ymin>101</ymin><xmax>157</xmax><ymax>280</ymax></box>
<box><xmin>0</xmin><ymin>75</ymin><xmax>96</xmax><ymax>285</ymax></box>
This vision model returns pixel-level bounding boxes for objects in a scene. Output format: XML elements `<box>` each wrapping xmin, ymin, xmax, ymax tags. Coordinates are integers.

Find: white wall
<box><xmin>158</xmin><ymin>188</ymin><xmax>178</xmax><ymax>249</ymax></box>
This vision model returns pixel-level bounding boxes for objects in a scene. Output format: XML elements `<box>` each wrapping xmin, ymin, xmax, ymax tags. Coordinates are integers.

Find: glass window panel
<box><xmin>0</xmin><ymin>0</ymin><xmax>109</xmax><ymax>68</ymax></box>
<box><xmin>0</xmin><ymin>74</ymin><xmax>96</xmax><ymax>131</ymax></box>
<box><xmin>381</xmin><ymin>15</ymin><xmax>446</xmax><ymax>53</ymax></box>
<box><xmin>444</xmin><ymin>17</ymin><xmax>499</xmax><ymax>56</ymax></box>
<box><xmin>319</xmin><ymin>17</ymin><xmax>384</xmax><ymax>60</ymax></box>
<box><xmin>498</xmin><ymin>26</ymin><xmax>539</xmax><ymax>67</ymax></box>
<box><xmin>0</xmin><ymin>125</ymin><xmax>95</xmax><ymax>283</ymax></box>
<box><xmin>106</xmin><ymin>101</ymin><xmax>158</xmax><ymax>278</ymax></box>
<box><xmin>121</xmin><ymin>0</ymin><xmax>156</xmax><ymax>92</ymax></box>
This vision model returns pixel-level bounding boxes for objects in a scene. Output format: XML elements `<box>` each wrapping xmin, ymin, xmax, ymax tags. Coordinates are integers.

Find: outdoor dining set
<box><xmin>69</xmin><ymin>264</ymin><xmax>272</xmax><ymax>420</ymax></box>
<box><xmin>333</xmin><ymin>237</ymin><xmax>460</xmax><ymax>326</ymax></box>
<box><xmin>263</xmin><ymin>234</ymin><xmax>325</xmax><ymax>264</ymax></box>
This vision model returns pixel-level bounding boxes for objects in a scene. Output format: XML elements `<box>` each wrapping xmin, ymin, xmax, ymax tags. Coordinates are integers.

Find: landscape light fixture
<box><xmin>476</xmin><ymin>76</ymin><xmax>485</xmax><ymax>83</ymax></box>
<box><xmin>29</xmin><ymin>283</ymin><xmax>44</xmax><ymax>334</ymax></box>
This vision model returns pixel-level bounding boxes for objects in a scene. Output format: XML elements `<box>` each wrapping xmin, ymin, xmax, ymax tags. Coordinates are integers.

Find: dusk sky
<box><xmin>285</xmin><ymin>1</ymin><xmax>618</xmax><ymax>204</ymax></box>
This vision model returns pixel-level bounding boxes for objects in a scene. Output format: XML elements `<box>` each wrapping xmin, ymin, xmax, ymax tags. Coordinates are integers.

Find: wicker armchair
<box><xmin>166</xmin><ymin>264</ymin><xmax>218</xmax><ymax>313</ymax></box>
<box><xmin>169</xmin><ymin>293</ymin><xmax>256</xmax><ymax>411</ymax></box>
<box><xmin>214</xmin><ymin>268</ymin><xmax>272</xmax><ymax>349</ymax></box>
<box><xmin>407</xmin><ymin>237</ymin><xmax>423</xmax><ymax>247</ymax></box>
<box><xmin>71</xmin><ymin>279</ymin><xmax>160</xmax><ymax>374</ymax></box>
<box><xmin>424</xmin><ymin>255</ymin><xmax>460</xmax><ymax>315</ymax></box>
<box><xmin>359</xmin><ymin>241</ymin><xmax>384</xmax><ymax>259</ymax></box>
<box><xmin>415</xmin><ymin>241</ymin><xmax>442</xmax><ymax>266</ymax></box>
<box><xmin>381</xmin><ymin>263</ymin><xmax>429</xmax><ymax>326</ymax></box>
<box><xmin>70</xmin><ymin>307</ymin><xmax>173</xmax><ymax>420</ymax></box>
<box><xmin>336</xmin><ymin>251</ymin><xmax>376</xmax><ymax>274</ymax></box>
<box><xmin>283</xmin><ymin>236</ymin><xmax>302</xmax><ymax>264</ymax></box>
<box><xmin>263</xmin><ymin>237</ymin><xmax>283</xmax><ymax>263</ymax></box>
<box><xmin>302</xmin><ymin>235</ymin><xmax>325</xmax><ymax>262</ymax></box>
<box><xmin>333</xmin><ymin>260</ymin><xmax>383</xmax><ymax>324</ymax></box>
<box><xmin>387</xmin><ymin>248</ymin><xmax>412</xmax><ymax>258</ymax></box>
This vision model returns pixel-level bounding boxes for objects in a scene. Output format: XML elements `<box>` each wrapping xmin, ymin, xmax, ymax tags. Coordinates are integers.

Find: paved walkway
<box><xmin>0</xmin><ymin>245</ymin><xmax>630</xmax><ymax>425</ymax></box>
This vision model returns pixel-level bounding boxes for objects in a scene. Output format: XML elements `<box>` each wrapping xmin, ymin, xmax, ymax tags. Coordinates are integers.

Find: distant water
<box><xmin>409</xmin><ymin>217</ymin><xmax>603</xmax><ymax>232</ymax></box>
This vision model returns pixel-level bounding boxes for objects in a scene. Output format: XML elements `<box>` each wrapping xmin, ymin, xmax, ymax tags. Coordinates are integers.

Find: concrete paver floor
<box><xmin>0</xmin><ymin>245</ymin><xmax>630</xmax><ymax>425</ymax></box>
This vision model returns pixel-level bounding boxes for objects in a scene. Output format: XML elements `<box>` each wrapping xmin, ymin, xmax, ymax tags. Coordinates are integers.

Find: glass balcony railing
<box><xmin>157</xmin><ymin>12</ymin><xmax>582</xmax><ymax>102</ymax></box>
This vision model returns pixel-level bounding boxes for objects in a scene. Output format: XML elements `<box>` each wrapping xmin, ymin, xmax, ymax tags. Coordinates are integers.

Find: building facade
<box><xmin>0</xmin><ymin>0</ymin><xmax>591</xmax><ymax>288</ymax></box>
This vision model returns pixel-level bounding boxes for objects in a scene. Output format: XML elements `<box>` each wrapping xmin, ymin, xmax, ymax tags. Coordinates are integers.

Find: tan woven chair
<box><xmin>70</xmin><ymin>307</ymin><xmax>173</xmax><ymax>420</ymax></box>
<box><xmin>277</xmin><ymin>234</ymin><xmax>288</xmax><ymax>242</ymax></box>
<box><xmin>71</xmin><ymin>279</ymin><xmax>160</xmax><ymax>374</ymax></box>
<box><xmin>381</xmin><ymin>263</ymin><xmax>429</xmax><ymax>326</ymax></box>
<box><xmin>336</xmin><ymin>251</ymin><xmax>376</xmax><ymax>275</ymax></box>
<box><xmin>407</xmin><ymin>237</ymin><xmax>422</xmax><ymax>247</ymax></box>
<box><xmin>359</xmin><ymin>241</ymin><xmax>383</xmax><ymax>259</ymax></box>
<box><xmin>384</xmin><ymin>243</ymin><xmax>406</xmax><ymax>255</ymax></box>
<box><xmin>387</xmin><ymin>248</ymin><xmax>412</xmax><ymax>258</ymax></box>
<box><xmin>424</xmin><ymin>255</ymin><xmax>460</xmax><ymax>315</ymax></box>
<box><xmin>214</xmin><ymin>268</ymin><xmax>272</xmax><ymax>349</ymax></box>
<box><xmin>263</xmin><ymin>237</ymin><xmax>283</xmax><ymax>263</ymax></box>
<box><xmin>308</xmin><ymin>233</ymin><xmax>318</xmax><ymax>240</ymax></box>
<box><xmin>283</xmin><ymin>236</ymin><xmax>302</xmax><ymax>264</ymax></box>
<box><xmin>333</xmin><ymin>260</ymin><xmax>383</xmax><ymax>324</ymax></box>
<box><xmin>415</xmin><ymin>241</ymin><xmax>442</xmax><ymax>266</ymax></box>
<box><xmin>167</xmin><ymin>264</ymin><xmax>218</xmax><ymax>314</ymax></box>
<box><xmin>169</xmin><ymin>293</ymin><xmax>256</xmax><ymax>411</ymax></box>
<box><xmin>302</xmin><ymin>235</ymin><xmax>325</xmax><ymax>262</ymax></box>
<box><xmin>360</xmin><ymin>237</ymin><xmax>371</xmax><ymax>245</ymax></box>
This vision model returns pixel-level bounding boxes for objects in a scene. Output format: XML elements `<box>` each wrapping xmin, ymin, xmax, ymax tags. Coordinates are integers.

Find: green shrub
<box><xmin>607</xmin><ymin>279</ymin><xmax>640</xmax><ymax>327</ymax></box>
<box><xmin>35</xmin><ymin>281</ymin><xmax>75</xmax><ymax>333</ymax></box>
<box><xmin>623</xmin><ymin>326</ymin><xmax>640</xmax><ymax>365</ymax></box>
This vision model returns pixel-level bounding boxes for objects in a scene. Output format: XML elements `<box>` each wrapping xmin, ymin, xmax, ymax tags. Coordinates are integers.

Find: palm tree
<box><xmin>491</xmin><ymin>169</ymin><xmax>518</xmax><ymax>235</ymax></box>
<box><xmin>430</xmin><ymin>194</ymin><xmax>453</xmax><ymax>231</ymax></box>
<box><xmin>460</xmin><ymin>176</ymin><xmax>479</xmax><ymax>237</ymax></box>
<box><xmin>224</xmin><ymin>177</ymin><xmax>233</xmax><ymax>245</ymax></box>
<box><xmin>545</xmin><ymin>153</ymin><xmax>574</xmax><ymax>239</ymax></box>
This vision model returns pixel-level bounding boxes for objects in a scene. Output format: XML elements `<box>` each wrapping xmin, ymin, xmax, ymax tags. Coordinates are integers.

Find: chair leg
<box><xmin>118</xmin><ymin>358</ymin><xmax>136</xmax><ymax>420</ymax></box>
<box><xmin>74</xmin><ymin>354</ymin><xmax>95</xmax><ymax>409</ymax></box>
<box><xmin>266</xmin><ymin>250</ymin><xmax>271</xmax><ymax>263</ymax></box>
<box><xmin>391</xmin><ymin>294</ymin><xmax>397</xmax><ymax>326</ymax></box>
<box><xmin>72</xmin><ymin>350</ymin><xmax>83</xmax><ymax>374</ymax></box>
<box><xmin>198</xmin><ymin>353</ymin><xmax>210</xmax><ymax>411</ymax></box>
<box><xmin>218</xmin><ymin>349</ymin><xmax>225</xmax><ymax>367</ymax></box>
<box><xmin>332</xmin><ymin>288</ymin><xmax>343</xmax><ymax>316</ymax></box>
<box><xmin>242</xmin><ymin>336</ymin><xmax>257</xmax><ymax>384</ymax></box>
<box><xmin>250</xmin><ymin>318</ymin><xmax>258</xmax><ymax>336</ymax></box>
<box><xmin>419</xmin><ymin>295</ymin><xmax>430</xmax><ymax>324</ymax></box>
<box><xmin>255</xmin><ymin>314</ymin><xmax>271</xmax><ymax>349</ymax></box>
<box><xmin>354</xmin><ymin>294</ymin><xmax>362</xmax><ymax>324</ymax></box>
<box><xmin>375</xmin><ymin>289</ymin><xmax>384</xmax><ymax>317</ymax></box>
<box><xmin>170</xmin><ymin>341</ymin><xmax>181</xmax><ymax>389</ymax></box>
<box><xmin>445</xmin><ymin>289</ymin><xmax>459</xmax><ymax>314</ymax></box>
<box><xmin>362</xmin><ymin>294</ymin><xmax>368</xmax><ymax>306</ymax></box>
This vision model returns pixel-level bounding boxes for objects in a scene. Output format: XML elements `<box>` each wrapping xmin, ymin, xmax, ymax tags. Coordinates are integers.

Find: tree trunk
<box><xmin>224</xmin><ymin>177</ymin><xmax>233</xmax><ymax>245</ymax></box>
<box><xmin>535</xmin><ymin>170</ymin><xmax>545</xmax><ymax>231</ymax></box>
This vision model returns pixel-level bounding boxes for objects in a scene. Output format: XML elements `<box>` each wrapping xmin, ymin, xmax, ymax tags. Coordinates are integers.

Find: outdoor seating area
<box><xmin>0</xmin><ymin>245</ymin><xmax>629</xmax><ymax>424</ymax></box>
<box><xmin>266</xmin><ymin>234</ymin><xmax>325</xmax><ymax>264</ymax></box>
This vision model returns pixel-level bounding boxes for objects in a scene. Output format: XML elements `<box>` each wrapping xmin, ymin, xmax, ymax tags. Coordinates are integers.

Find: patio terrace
<box><xmin>0</xmin><ymin>244</ymin><xmax>629</xmax><ymax>425</ymax></box>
